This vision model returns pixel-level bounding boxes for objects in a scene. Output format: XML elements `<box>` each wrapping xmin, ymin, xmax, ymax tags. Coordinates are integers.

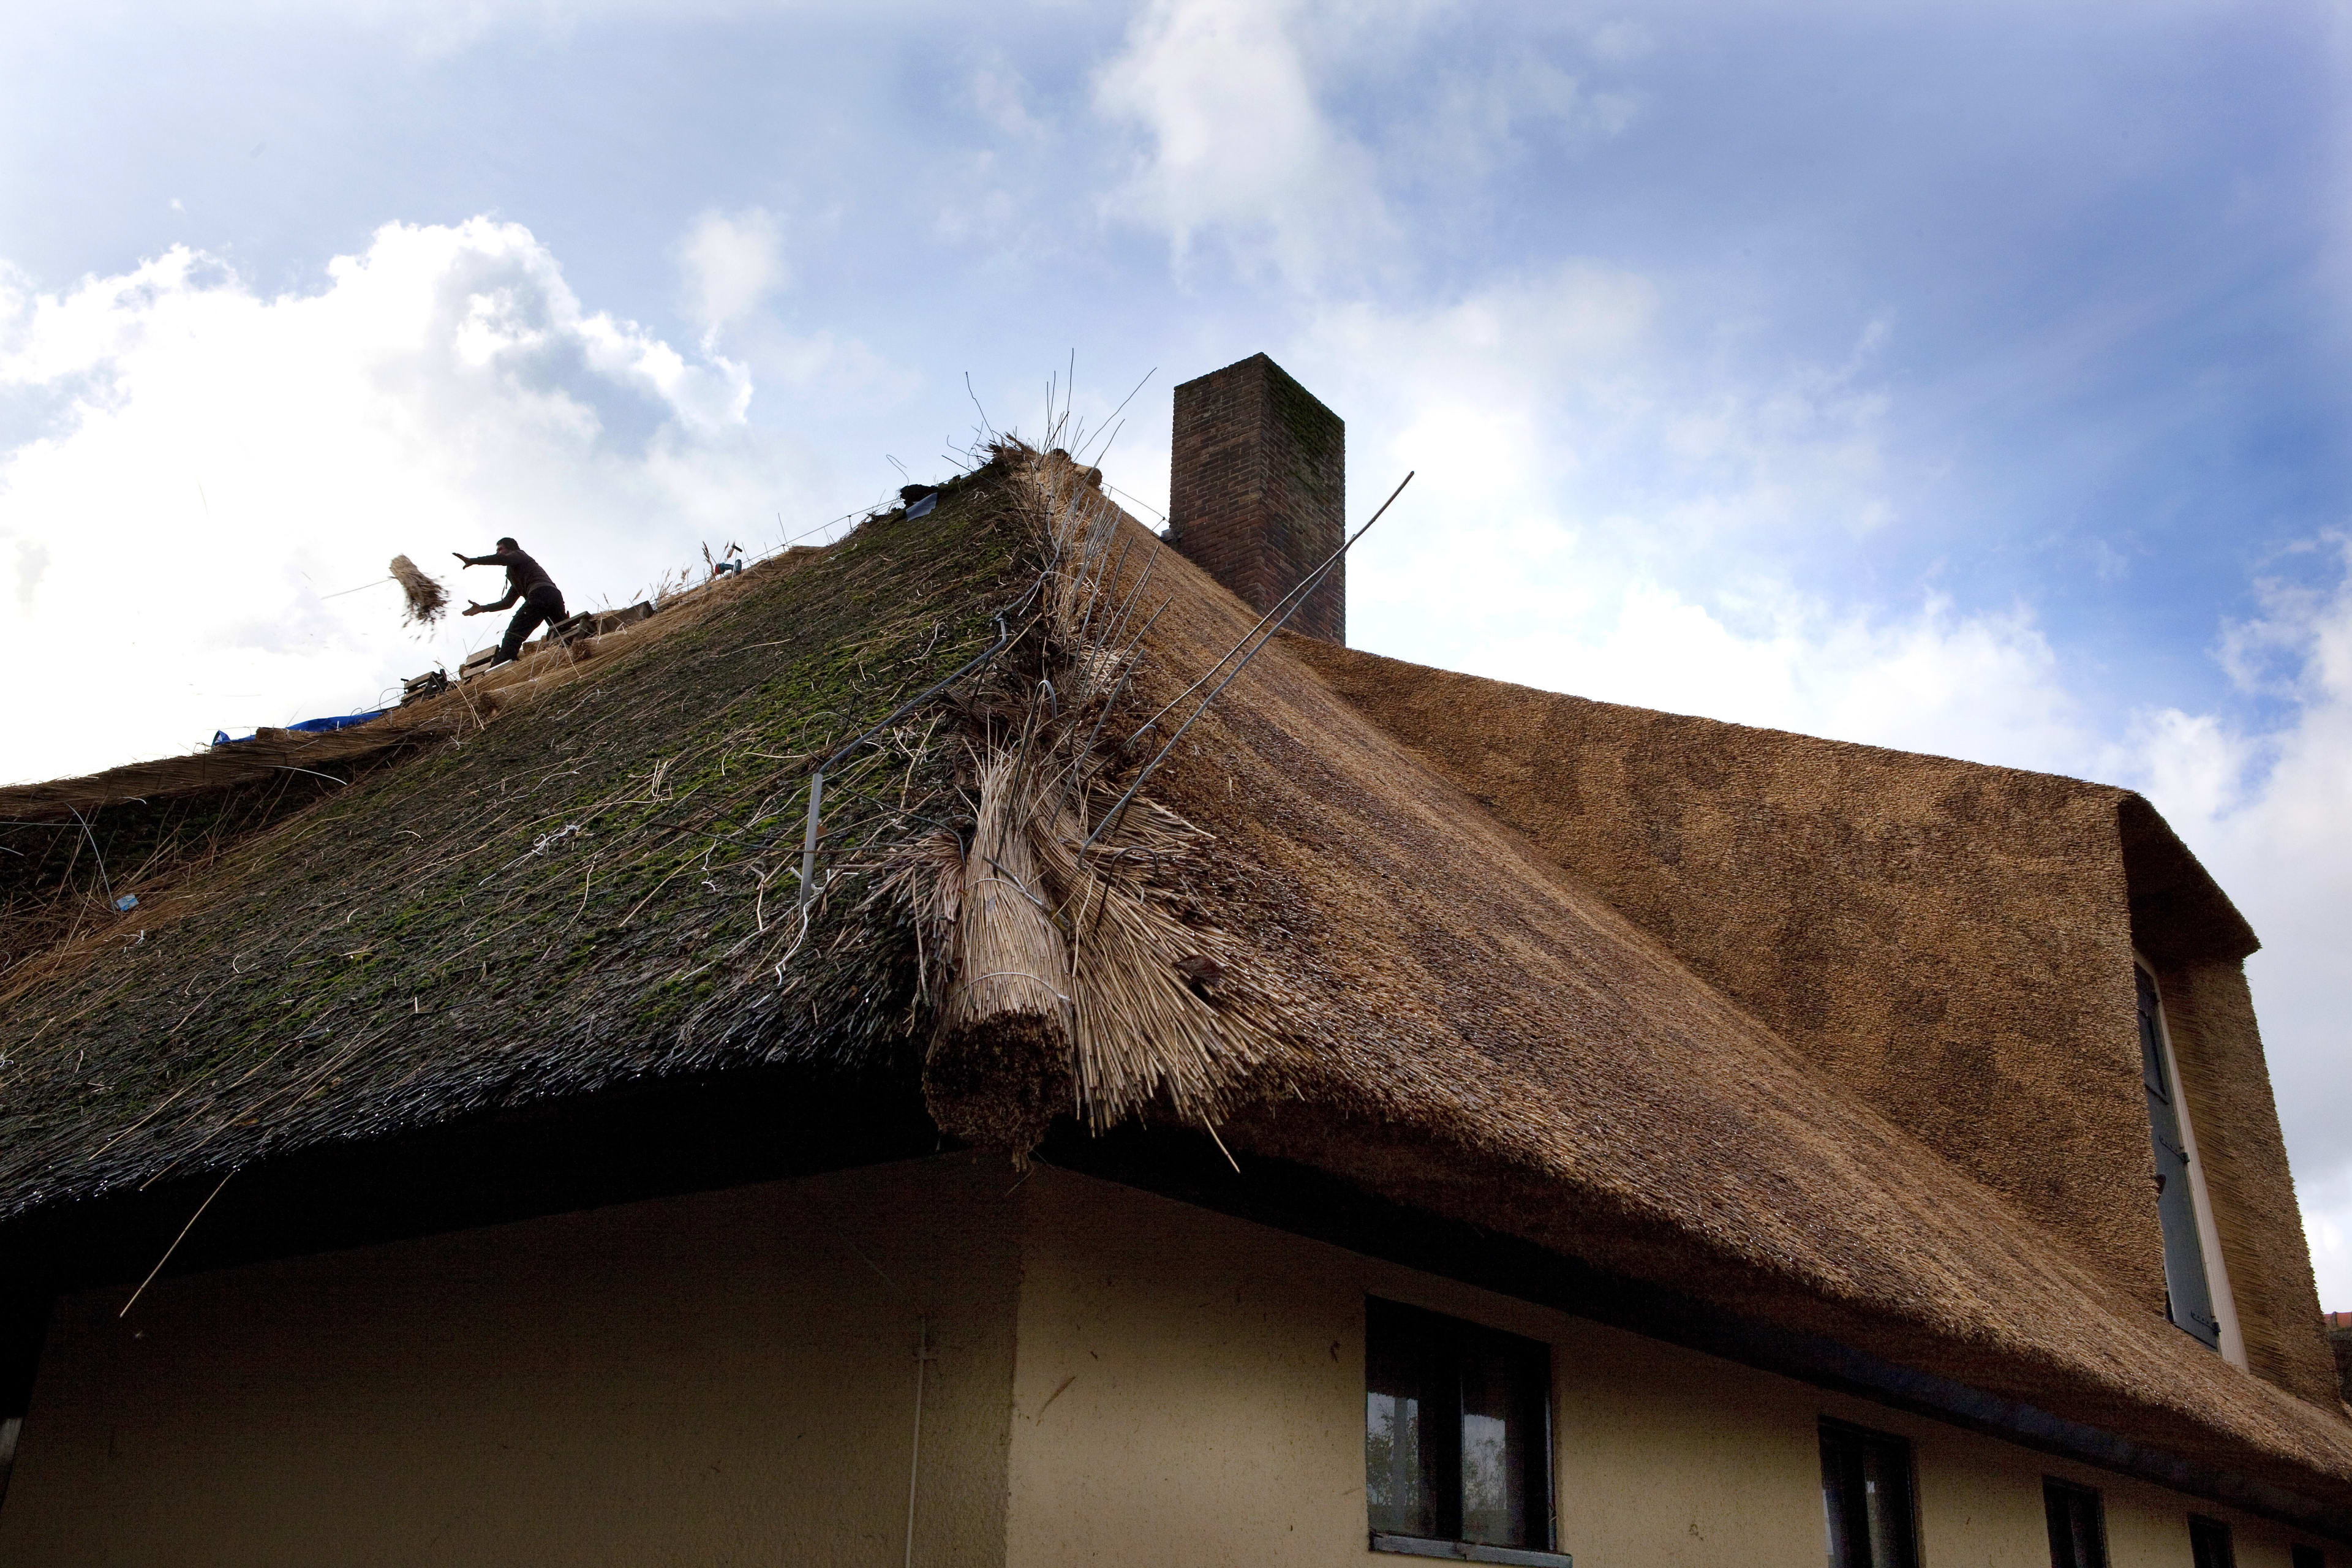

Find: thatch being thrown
<box><xmin>390</xmin><ymin>554</ymin><xmax>448</xmax><ymax>627</ymax></box>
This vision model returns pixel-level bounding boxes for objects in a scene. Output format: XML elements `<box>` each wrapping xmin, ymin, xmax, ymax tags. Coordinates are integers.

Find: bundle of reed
<box><xmin>924</xmin><ymin>747</ymin><xmax>1074</xmax><ymax>1152</ymax></box>
<box><xmin>875</xmin><ymin>442</ymin><xmax>1298</xmax><ymax>1153</ymax></box>
<box><xmin>1029</xmin><ymin>783</ymin><xmax>1285</xmax><ymax>1133</ymax></box>
<box><xmin>390</xmin><ymin>555</ymin><xmax>448</xmax><ymax>627</ymax></box>
<box><xmin>872</xmin><ymin>827</ymin><xmax>965</xmax><ymax>1007</ymax></box>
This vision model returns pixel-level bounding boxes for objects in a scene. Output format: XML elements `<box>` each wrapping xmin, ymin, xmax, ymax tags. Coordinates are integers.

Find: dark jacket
<box><xmin>464</xmin><ymin>546</ymin><xmax>557</xmax><ymax>611</ymax></box>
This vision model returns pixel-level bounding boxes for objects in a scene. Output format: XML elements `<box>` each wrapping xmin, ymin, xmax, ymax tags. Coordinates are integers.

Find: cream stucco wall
<box><xmin>1003</xmin><ymin>1166</ymin><xmax>2331</xmax><ymax>1568</ymax></box>
<box><xmin>0</xmin><ymin>1155</ymin><xmax>1022</xmax><ymax>1568</ymax></box>
<box><xmin>0</xmin><ymin>1155</ymin><xmax>2331</xmax><ymax>1567</ymax></box>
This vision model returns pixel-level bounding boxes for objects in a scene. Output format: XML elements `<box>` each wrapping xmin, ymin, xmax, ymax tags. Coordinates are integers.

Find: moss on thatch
<box><xmin>0</xmin><ymin>462</ymin><xmax>1029</xmax><ymax>1220</ymax></box>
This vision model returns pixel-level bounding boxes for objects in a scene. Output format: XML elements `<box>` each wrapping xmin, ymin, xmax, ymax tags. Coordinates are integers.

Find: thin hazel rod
<box><xmin>1075</xmin><ymin>532</ymin><xmax>1131</xmax><ymax>648</ymax></box>
<box><xmin>1077</xmin><ymin>596</ymin><xmax>1173</xmax><ymax>780</ymax></box>
<box><xmin>1080</xmin><ymin>368</ymin><xmax>1156</xmax><ymax>466</ymax></box>
<box><xmin>120</xmin><ymin>1167</ymin><xmax>236</xmax><ymax>1317</ymax></box>
<box><xmin>1085</xmin><ymin>419</ymin><xmax>1125</xmax><ymax>475</ymax></box>
<box><xmin>1098</xmin><ymin>545</ymin><xmax>1160</xmax><ymax>658</ymax></box>
<box><xmin>67</xmin><ymin>805</ymin><xmax>115</xmax><ymax>911</ymax></box>
<box><xmin>966</xmin><ymin>372</ymin><xmax>997</xmax><ymax>439</ymax></box>
<box><xmin>1121</xmin><ymin>472</ymin><xmax>1415</xmax><ymax>752</ymax></box>
<box><xmin>1054</xmin><ymin>491</ymin><xmax>1100</xmax><ymax>594</ymax></box>
<box><xmin>1087</xmin><ymin>473</ymin><xmax>1413</xmax><ymax>853</ymax></box>
<box><xmin>1071</xmin><ymin>504</ymin><xmax>1126</xmax><ymax>639</ymax></box>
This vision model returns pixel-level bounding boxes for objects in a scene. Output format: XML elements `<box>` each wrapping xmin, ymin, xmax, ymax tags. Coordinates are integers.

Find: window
<box><xmin>2292</xmin><ymin>1546</ymin><xmax>2324</xmax><ymax>1568</ymax></box>
<box><xmin>0</xmin><ymin>1286</ymin><xmax>46</xmax><ymax>1515</ymax></box>
<box><xmin>2138</xmin><ymin>966</ymin><xmax>2221</xmax><ymax>1349</ymax></box>
<box><xmin>1820</xmin><ymin>1421</ymin><xmax>1918</xmax><ymax>1568</ymax></box>
<box><xmin>1366</xmin><ymin>1298</ymin><xmax>1557</xmax><ymax>1562</ymax></box>
<box><xmin>2188</xmin><ymin>1515</ymin><xmax>2235</xmax><ymax>1568</ymax></box>
<box><xmin>2045</xmin><ymin>1479</ymin><xmax>2108</xmax><ymax>1568</ymax></box>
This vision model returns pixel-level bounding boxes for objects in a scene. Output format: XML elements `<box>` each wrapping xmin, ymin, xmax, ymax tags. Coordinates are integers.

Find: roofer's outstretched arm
<box><xmin>462</xmin><ymin>587</ymin><xmax>521</xmax><ymax>617</ymax></box>
<box><xmin>454</xmin><ymin>545</ymin><xmax>524</xmax><ymax>616</ymax></box>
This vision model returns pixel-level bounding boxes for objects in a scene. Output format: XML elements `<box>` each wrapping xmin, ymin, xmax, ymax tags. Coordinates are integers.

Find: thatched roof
<box><xmin>0</xmin><ymin>466</ymin><xmax>1020</xmax><ymax>1220</ymax></box>
<box><xmin>1277</xmin><ymin>636</ymin><xmax>2332</xmax><ymax>1408</ymax></box>
<box><xmin>3</xmin><ymin>453</ymin><xmax>2348</xmax><ymax>1531</ymax></box>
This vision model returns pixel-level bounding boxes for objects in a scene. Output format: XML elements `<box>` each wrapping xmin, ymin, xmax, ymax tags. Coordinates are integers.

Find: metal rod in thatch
<box><xmin>1088</xmin><ymin>470</ymin><xmax>1414</xmax><ymax>853</ymax></box>
<box><xmin>1116</xmin><ymin>470</ymin><xmax>1413</xmax><ymax>759</ymax></box>
<box><xmin>797</xmin><ymin>611</ymin><xmax>1018</xmax><ymax>911</ymax></box>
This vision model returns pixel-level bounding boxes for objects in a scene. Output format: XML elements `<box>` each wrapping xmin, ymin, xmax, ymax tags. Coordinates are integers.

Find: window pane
<box><xmin>2292</xmin><ymin>1546</ymin><xmax>2324</xmax><ymax>1568</ymax></box>
<box><xmin>1821</xmin><ymin>1422</ymin><xmax>1916</xmax><ymax>1568</ymax></box>
<box><xmin>2045</xmin><ymin>1480</ymin><xmax>2108</xmax><ymax>1568</ymax></box>
<box><xmin>1366</xmin><ymin>1303</ymin><xmax>1440</xmax><ymax>1539</ymax></box>
<box><xmin>2190</xmin><ymin>1517</ymin><xmax>2235</xmax><ymax>1568</ymax></box>
<box><xmin>1860</xmin><ymin>1433</ymin><xmax>1917</xmax><ymax>1568</ymax></box>
<box><xmin>1459</xmin><ymin>1332</ymin><xmax>1545</xmax><ymax>1547</ymax></box>
<box><xmin>1366</xmin><ymin>1389</ymin><xmax>1434</xmax><ymax>1537</ymax></box>
<box><xmin>1822</xmin><ymin>1427</ymin><xmax>1865</xmax><ymax>1568</ymax></box>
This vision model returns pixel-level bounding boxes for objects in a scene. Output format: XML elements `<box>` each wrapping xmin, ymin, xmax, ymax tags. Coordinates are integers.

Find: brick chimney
<box><xmin>1167</xmin><ymin>353</ymin><xmax>1346</xmax><ymax>644</ymax></box>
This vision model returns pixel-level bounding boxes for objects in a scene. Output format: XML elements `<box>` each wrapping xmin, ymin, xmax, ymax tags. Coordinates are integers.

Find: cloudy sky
<box><xmin>7</xmin><ymin>1</ymin><xmax>2352</xmax><ymax>1302</ymax></box>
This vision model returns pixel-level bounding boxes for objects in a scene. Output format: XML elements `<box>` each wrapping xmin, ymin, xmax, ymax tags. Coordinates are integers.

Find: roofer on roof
<box><xmin>454</xmin><ymin>537</ymin><xmax>568</xmax><ymax>667</ymax></box>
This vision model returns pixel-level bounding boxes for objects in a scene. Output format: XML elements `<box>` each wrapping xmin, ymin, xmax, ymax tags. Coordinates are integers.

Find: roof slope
<box><xmin>0</xmin><ymin>467</ymin><xmax>1022</xmax><ymax>1219</ymax></box>
<box><xmin>2</xmin><ymin>455</ymin><xmax>2347</xmax><ymax>1525</ymax></box>
<box><xmin>1047</xmin><ymin>509</ymin><xmax>2352</xmax><ymax>1515</ymax></box>
<box><xmin>1275</xmin><ymin>636</ymin><xmax>2331</xmax><ymax>1408</ymax></box>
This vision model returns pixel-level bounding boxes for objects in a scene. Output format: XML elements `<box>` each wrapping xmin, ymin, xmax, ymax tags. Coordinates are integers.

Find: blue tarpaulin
<box><xmin>212</xmin><ymin>709</ymin><xmax>388</xmax><ymax>747</ymax></box>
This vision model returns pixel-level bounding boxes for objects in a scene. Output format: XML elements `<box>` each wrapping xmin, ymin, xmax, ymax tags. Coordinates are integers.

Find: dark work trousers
<box><xmin>496</xmin><ymin>584</ymin><xmax>568</xmax><ymax>663</ymax></box>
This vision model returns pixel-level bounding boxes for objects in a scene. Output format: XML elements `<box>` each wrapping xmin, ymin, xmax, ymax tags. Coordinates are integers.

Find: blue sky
<box><xmin>7</xmin><ymin>0</ymin><xmax>2352</xmax><ymax>1302</ymax></box>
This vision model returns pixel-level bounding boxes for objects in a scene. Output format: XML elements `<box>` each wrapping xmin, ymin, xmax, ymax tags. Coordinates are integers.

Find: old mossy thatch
<box><xmin>0</xmin><ymin>459</ymin><xmax>1031</xmax><ymax>1219</ymax></box>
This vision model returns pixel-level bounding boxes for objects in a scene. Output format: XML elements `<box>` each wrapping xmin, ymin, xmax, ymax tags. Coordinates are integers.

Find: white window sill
<box><xmin>1371</xmin><ymin>1532</ymin><xmax>1574</xmax><ymax>1567</ymax></box>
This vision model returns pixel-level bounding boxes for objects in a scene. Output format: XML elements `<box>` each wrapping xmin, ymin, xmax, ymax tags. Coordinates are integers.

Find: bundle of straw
<box><xmin>390</xmin><ymin>555</ymin><xmax>448</xmax><ymax>628</ymax></box>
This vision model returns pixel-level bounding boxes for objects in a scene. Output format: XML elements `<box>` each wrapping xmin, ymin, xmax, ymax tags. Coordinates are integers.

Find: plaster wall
<box><xmin>1003</xmin><ymin>1167</ymin><xmax>2329</xmax><ymax>1568</ymax></box>
<box><xmin>0</xmin><ymin>1155</ymin><xmax>1022</xmax><ymax>1568</ymax></box>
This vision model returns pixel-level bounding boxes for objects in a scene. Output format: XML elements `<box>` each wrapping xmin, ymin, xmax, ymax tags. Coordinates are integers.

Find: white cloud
<box><xmin>677</xmin><ymin>206</ymin><xmax>787</xmax><ymax>338</ymax></box>
<box><xmin>0</xmin><ymin>217</ymin><xmax>831</xmax><ymax>785</ymax></box>
<box><xmin>971</xmin><ymin>50</ymin><xmax>1046</xmax><ymax>140</ymax></box>
<box><xmin>1417</xmin><ymin>51</ymin><xmax>1639</xmax><ymax>186</ymax></box>
<box><xmin>1093</xmin><ymin>0</ymin><xmax>1392</xmax><ymax>285</ymax></box>
<box><xmin>1284</xmin><ymin>268</ymin><xmax>2093</xmax><ymax>774</ymax></box>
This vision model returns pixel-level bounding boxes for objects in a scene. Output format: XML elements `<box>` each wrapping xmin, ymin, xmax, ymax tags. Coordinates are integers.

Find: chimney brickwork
<box><xmin>1167</xmin><ymin>353</ymin><xmax>1346</xmax><ymax>644</ymax></box>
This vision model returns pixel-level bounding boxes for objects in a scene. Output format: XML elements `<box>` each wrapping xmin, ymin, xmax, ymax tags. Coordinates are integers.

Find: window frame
<box><xmin>2135</xmin><ymin>962</ymin><xmax>2231</xmax><ymax>1352</ymax></box>
<box><xmin>1819</xmin><ymin>1417</ymin><xmax>1921</xmax><ymax>1568</ymax></box>
<box><xmin>2044</xmin><ymin>1477</ymin><xmax>2110</xmax><ymax>1568</ymax></box>
<box><xmin>1365</xmin><ymin>1297</ymin><xmax>1566</xmax><ymax>1567</ymax></box>
<box><xmin>2188</xmin><ymin>1513</ymin><xmax>2236</xmax><ymax>1568</ymax></box>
